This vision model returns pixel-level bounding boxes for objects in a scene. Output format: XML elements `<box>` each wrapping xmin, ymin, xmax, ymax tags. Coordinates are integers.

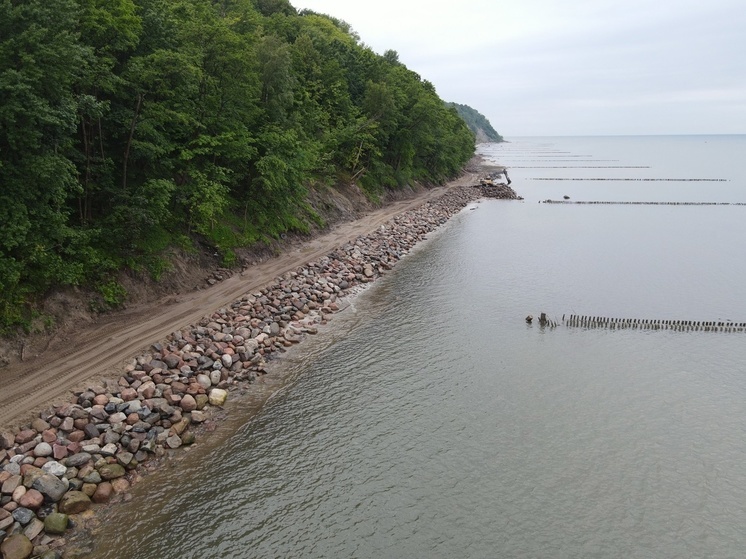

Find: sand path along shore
<box><xmin>0</xmin><ymin>172</ymin><xmax>478</xmax><ymax>431</ymax></box>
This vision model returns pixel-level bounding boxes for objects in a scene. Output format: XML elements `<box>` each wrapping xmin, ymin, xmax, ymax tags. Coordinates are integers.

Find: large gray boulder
<box><xmin>32</xmin><ymin>474</ymin><xmax>68</xmax><ymax>503</ymax></box>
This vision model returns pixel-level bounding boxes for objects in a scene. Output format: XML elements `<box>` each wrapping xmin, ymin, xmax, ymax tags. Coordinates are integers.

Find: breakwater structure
<box><xmin>564</xmin><ymin>314</ymin><xmax>746</xmax><ymax>332</ymax></box>
<box><xmin>0</xmin><ymin>182</ymin><xmax>521</xmax><ymax>559</ymax></box>
<box><xmin>540</xmin><ymin>200</ymin><xmax>746</xmax><ymax>206</ymax></box>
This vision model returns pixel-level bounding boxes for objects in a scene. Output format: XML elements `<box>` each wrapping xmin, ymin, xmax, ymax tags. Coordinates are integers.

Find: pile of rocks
<box><xmin>0</xmin><ymin>184</ymin><xmax>510</xmax><ymax>558</ymax></box>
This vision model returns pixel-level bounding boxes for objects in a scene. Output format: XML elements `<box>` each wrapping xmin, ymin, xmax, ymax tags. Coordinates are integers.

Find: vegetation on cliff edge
<box><xmin>0</xmin><ymin>0</ymin><xmax>477</xmax><ymax>332</ymax></box>
<box><xmin>446</xmin><ymin>103</ymin><xmax>503</xmax><ymax>142</ymax></box>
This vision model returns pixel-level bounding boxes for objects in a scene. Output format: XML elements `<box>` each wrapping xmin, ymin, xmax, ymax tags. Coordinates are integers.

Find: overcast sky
<box><xmin>290</xmin><ymin>0</ymin><xmax>745</xmax><ymax>137</ymax></box>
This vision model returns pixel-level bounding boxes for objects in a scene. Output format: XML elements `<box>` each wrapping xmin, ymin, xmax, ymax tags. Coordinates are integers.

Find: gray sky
<box><xmin>290</xmin><ymin>0</ymin><xmax>746</xmax><ymax>136</ymax></box>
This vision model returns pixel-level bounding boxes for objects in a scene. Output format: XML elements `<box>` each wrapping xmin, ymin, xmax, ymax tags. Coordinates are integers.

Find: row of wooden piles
<box><xmin>565</xmin><ymin>315</ymin><xmax>746</xmax><ymax>332</ymax></box>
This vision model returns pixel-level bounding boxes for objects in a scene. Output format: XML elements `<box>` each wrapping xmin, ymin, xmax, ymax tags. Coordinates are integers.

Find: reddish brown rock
<box><xmin>41</xmin><ymin>429</ymin><xmax>57</xmax><ymax>444</ymax></box>
<box><xmin>92</xmin><ymin>482</ymin><xmax>113</xmax><ymax>503</ymax></box>
<box><xmin>67</xmin><ymin>430</ymin><xmax>86</xmax><ymax>443</ymax></box>
<box><xmin>53</xmin><ymin>444</ymin><xmax>68</xmax><ymax>460</ymax></box>
<box><xmin>59</xmin><ymin>417</ymin><xmax>75</xmax><ymax>432</ymax></box>
<box><xmin>179</xmin><ymin>394</ymin><xmax>197</xmax><ymax>412</ymax></box>
<box><xmin>17</xmin><ymin>488</ymin><xmax>43</xmax><ymax>510</ymax></box>
<box><xmin>120</xmin><ymin>387</ymin><xmax>137</xmax><ymax>402</ymax></box>
<box><xmin>14</xmin><ymin>430</ymin><xmax>36</xmax><ymax>445</ymax></box>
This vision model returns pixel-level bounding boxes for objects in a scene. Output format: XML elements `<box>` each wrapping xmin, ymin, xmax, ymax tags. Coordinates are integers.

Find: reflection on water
<box><xmin>86</xmin><ymin>136</ymin><xmax>746</xmax><ymax>559</ymax></box>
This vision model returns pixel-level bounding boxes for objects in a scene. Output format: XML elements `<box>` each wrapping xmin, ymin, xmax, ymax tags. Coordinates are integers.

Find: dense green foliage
<box><xmin>0</xmin><ymin>0</ymin><xmax>476</xmax><ymax>331</ymax></box>
<box><xmin>446</xmin><ymin>103</ymin><xmax>503</xmax><ymax>142</ymax></box>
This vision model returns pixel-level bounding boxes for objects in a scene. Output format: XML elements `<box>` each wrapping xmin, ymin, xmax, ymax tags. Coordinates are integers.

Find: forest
<box><xmin>0</xmin><ymin>0</ymin><xmax>479</xmax><ymax>332</ymax></box>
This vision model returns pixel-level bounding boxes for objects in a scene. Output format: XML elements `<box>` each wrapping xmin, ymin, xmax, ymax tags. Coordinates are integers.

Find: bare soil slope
<box><xmin>0</xmin><ymin>172</ymin><xmax>478</xmax><ymax>431</ymax></box>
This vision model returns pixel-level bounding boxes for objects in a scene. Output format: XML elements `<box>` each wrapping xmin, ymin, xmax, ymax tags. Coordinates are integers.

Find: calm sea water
<box><xmin>85</xmin><ymin>136</ymin><xmax>746</xmax><ymax>559</ymax></box>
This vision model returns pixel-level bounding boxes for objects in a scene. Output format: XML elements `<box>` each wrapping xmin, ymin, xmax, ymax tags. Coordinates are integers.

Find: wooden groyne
<box><xmin>565</xmin><ymin>314</ymin><xmax>746</xmax><ymax>332</ymax></box>
<box><xmin>541</xmin><ymin>200</ymin><xmax>746</xmax><ymax>206</ymax></box>
<box><xmin>530</xmin><ymin>177</ymin><xmax>728</xmax><ymax>182</ymax></box>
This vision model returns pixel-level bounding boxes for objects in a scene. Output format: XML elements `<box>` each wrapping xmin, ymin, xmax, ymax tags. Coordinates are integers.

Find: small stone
<box><xmin>190</xmin><ymin>411</ymin><xmax>207</xmax><ymax>423</ymax></box>
<box><xmin>165</xmin><ymin>435</ymin><xmax>182</xmax><ymax>449</ymax></box>
<box><xmin>43</xmin><ymin>512</ymin><xmax>69</xmax><ymax>535</ymax></box>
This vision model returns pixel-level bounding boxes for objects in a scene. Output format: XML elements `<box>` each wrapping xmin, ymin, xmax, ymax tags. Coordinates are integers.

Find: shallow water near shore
<box><xmin>84</xmin><ymin>135</ymin><xmax>746</xmax><ymax>558</ymax></box>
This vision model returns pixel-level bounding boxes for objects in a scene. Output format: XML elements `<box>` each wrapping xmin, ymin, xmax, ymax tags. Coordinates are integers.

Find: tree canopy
<box><xmin>0</xmin><ymin>0</ymin><xmax>478</xmax><ymax>331</ymax></box>
<box><xmin>446</xmin><ymin>102</ymin><xmax>503</xmax><ymax>142</ymax></box>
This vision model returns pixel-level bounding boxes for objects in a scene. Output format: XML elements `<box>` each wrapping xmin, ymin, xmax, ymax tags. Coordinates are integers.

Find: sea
<box><xmin>83</xmin><ymin>135</ymin><xmax>746</xmax><ymax>559</ymax></box>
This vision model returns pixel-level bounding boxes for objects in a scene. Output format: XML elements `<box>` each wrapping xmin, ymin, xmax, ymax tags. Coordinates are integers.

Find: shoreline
<box><xmin>0</xmin><ymin>176</ymin><xmax>520</xmax><ymax>559</ymax></box>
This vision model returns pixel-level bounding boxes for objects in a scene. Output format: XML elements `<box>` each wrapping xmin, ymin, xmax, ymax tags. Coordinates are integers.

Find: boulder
<box><xmin>22</xmin><ymin>517</ymin><xmax>44</xmax><ymax>541</ymax></box>
<box><xmin>0</xmin><ymin>534</ymin><xmax>34</xmax><ymax>559</ymax></box>
<box><xmin>91</xmin><ymin>482</ymin><xmax>113</xmax><ymax>504</ymax></box>
<box><xmin>31</xmin><ymin>474</ymin><xmax>68</xmax><ymax>503</ymax></box>
<box><xmin>97</xmin><ymin>463</ymin><xmax>125</xmax><ymax>480</ymax></box>
<box><xmin>0</xmin><ymin>511</ymin><xmax>13</xmax><ymax>532</ymax></box>
<box><xmin>43</xmin><ymin>512</ymin><xmax>69</xmax><ymax>535</ymax></box>
<box><xmin>110</xmin><ymin>478</ymin><xmax>130</xmax><ymax>494</ymax></box>
<box><xmin>11</xmin><ymin>507</ymin><xmax>34</xmax><ymax>526</ymax></box>
<box><xmin>179</xmin><ymin>395</ymin><xmax>197</xmax><ymax>413</ymax></box>
<box><xmin>0</xmin><ymin>432</ymin><xmax>15</xmax><ymax>450</ymax></box>
<box><xmin>17</xmin><ymin>489</ymin><xmax>43</xmax><ymax>510</ymax></box>
<box><xmin>208</xmin><ymin>389</ymin><xmax>228</xmax><ymax>407</ymax></box>
<box><xmin>2</xmin><ymin>474</ymin><xmax>21</xmax><ymax>494</ymax></box>
<box><xmin>65</xmin><ymin>452</ymin><xmax>92</xmax><ymax>469</ymax></box>
<box><xmin>32</xmin><ymin>442</ymin><xmax>53</xmax><ymax>457</ymax></box>
<box><xmin>41</xmin><ymin>461</ymin><xmax>66</xmax><ymax>478</ymax></box>
<box><xmin>58</xmin><ymin>491</ymin><xmax>92</xmax><ymax>515</ymax></box>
